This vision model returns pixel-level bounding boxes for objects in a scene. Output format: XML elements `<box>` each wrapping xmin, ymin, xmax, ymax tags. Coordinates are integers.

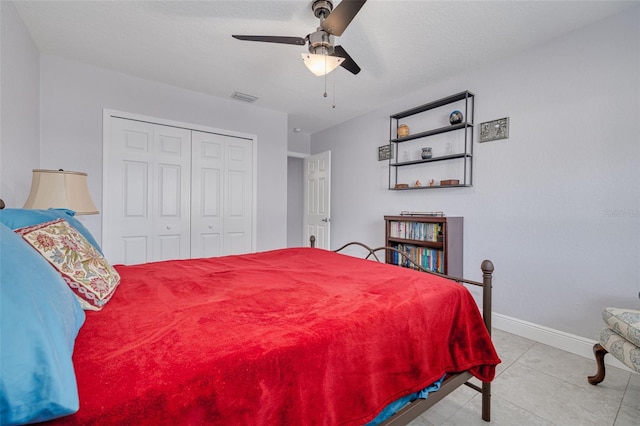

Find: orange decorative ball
<box><xmin>397</xmin><ymin>124</ymin><xmax>410</xmax><ymax>138</ymax></box>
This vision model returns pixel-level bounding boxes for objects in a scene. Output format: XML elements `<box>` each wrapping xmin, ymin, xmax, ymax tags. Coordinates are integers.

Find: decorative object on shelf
<box><xmin>394</xmin><ymin>183</ymin><xmax>409</xmax><ymax>189</ymax></box>
<box><xmin>23</xmin><ymin>169</ymin><xmax>98</xmax><ymax>214</ymax></box>
<box><xmin>414</xmin><ymin>180</ymin><xmax>421</xmax><ymax>187</ymax></box>
<box><xmin>397</xmin><ymin>124</ymin><xmax>410</xmax><ymax>138</ymax></box>
<box><xmin>445</xmin><ymin>142</ymin><xmax>455</xmax><ymax>155</ymax></box>
<box><xmin>429</xmin><ymin>179</ymin><xmax>435</xmax><ymax>187</ymax></box>
<box><xmin>440</xmin><ymin>179</ymin><xmax>460</xmax><ymax>186</ymax></box>
<box><xmin>421</xmin><ymin>147</ymin><xmax>432</xmax><ymax>159</ymax></box>
<box><xmin>449</xmin><ymin>110</ymin><xmax>463</xmax><ymax>125</ymax></box>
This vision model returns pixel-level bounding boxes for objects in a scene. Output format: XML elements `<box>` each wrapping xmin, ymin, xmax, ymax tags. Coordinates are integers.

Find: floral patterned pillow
<box><xmin>16</xmin><ymin>218</ymin><xmax>120</xmax><ymax>311</ymax></box>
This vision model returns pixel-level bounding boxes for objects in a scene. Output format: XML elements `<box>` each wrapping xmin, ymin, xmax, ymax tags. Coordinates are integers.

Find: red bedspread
<box><xmin>52</xmin><ymin>248</ymin><xmax>500</xmax><ymax>425</ymax></box>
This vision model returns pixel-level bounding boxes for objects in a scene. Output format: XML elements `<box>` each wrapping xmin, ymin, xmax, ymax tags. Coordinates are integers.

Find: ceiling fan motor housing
<box><xmin>312</xmin><ymin>0</ymin><xmax>333</xmax><ymax>19</ymax></box>
<box><xmin>307</xmin><ymin>29</ymin><xmax>335</xmax><ymax>55</ymax></box>
<box><xmin>309</xmin><ymin>0</ymin><xmax>335</xmax><ymax>55</ymax></box>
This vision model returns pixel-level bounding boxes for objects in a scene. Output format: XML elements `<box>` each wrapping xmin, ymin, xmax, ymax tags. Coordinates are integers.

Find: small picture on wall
<box><xmin>378</xmin><ymin>144</ymin><xmax>393</xmax><ymax>161</ymax></box>
<box><xmin>479</xmin><ymin>117</ymin><xmax>510</xmax><ymax>142</ymax></box>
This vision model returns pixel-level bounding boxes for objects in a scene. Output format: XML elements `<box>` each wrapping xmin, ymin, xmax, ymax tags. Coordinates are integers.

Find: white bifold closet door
<box><xmin>191</xmin><ymin>131</ymin><xmax>253</xmax><ymax>258</ymax></box>
<box><xmin>104</xmin><ymin>117</ymin><xmax>253</xmax><ymax>265</ymax></box>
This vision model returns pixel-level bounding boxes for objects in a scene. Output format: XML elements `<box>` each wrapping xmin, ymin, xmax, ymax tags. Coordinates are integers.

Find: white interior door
<box><xmin>104</xmin><ymin>117</ymin><xmax>190</xmax><ymax>264</ymax></box>
<box><xmin>304</xmin><ymin>151</ymin><xmax>331</xmax><ymax>249</ymax></box>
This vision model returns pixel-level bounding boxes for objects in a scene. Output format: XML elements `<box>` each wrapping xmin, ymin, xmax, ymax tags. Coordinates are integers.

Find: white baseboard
<box><xmin>493</xmin><ymin>312</ymin><xmax>632</xmax><ymax>372</ymax></box>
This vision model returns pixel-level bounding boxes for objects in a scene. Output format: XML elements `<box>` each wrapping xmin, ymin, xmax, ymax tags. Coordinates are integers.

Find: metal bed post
<box><xmin>480</xmin><ymin>259</ymin><xmax>494</xmax><ymax>422</ymax></box>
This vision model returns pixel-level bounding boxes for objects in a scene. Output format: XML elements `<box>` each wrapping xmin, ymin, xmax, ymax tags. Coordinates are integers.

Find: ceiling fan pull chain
<box><xmin>323</xmin><ymin>55</ymin><xmax>328</xmax><ymax>98</ymax></box>
<box><xmin>332</xmin><ymin>70</ymin><xmax>336</xmax><ymax>109</ymax></box>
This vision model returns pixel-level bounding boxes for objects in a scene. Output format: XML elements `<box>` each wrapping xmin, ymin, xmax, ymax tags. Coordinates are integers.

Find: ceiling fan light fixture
<box><xmin>301</xmin><ymin>53</ymin><xmax>344</xmax><ymax>76</ymax></box>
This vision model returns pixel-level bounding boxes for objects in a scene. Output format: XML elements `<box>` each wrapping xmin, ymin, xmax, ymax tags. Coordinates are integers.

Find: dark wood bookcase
<box><xmin>384</xmin><ymin>215</ymin><xmax>463</xmax><ymax>277</ymax></box>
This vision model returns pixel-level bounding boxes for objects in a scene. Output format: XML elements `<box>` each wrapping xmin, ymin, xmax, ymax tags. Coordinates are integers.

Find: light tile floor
<box><xmin>409</xmin><ymin>329</ymin><xmax>640</xmax><ymax>426</ymax></box>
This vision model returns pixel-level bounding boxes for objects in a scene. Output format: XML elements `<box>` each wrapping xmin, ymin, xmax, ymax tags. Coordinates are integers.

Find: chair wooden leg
<box><xmin>481</xmin><ymin>382</ymin><xmax>491</xmax><ymax>421</ymax></box>
<box><xmin>587</xmin><ymin>343</ymin><xmax>608</xmax><ymax>385</ymax></box>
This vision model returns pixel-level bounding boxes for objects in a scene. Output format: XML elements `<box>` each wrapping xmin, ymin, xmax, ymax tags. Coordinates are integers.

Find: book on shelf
<box><xmin>390</xmin><ymin>243</ymin><xmax>444</xmax><ymax>274</ymax></box>
<box><xmin>389</xmin><ymin>221</ymin><xmax>442</xmax><ymax>242</ymax></box>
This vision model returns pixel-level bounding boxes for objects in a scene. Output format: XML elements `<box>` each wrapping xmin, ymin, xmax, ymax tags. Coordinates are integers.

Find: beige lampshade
<box><xmin>23</xmin><ymin>169</ymin><xmax>98</xmax><ymax>215</ymax></box>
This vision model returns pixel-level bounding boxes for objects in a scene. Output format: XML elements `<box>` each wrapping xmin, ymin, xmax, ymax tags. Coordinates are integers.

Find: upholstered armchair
<box><xmin>588</xmin><ymin>307</ymin><xmax>640</xmax><ymax>385</ymax></box>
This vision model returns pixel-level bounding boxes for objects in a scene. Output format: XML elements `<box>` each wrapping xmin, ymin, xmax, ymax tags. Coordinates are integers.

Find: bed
<box><xmin>0</xmin><ymin>209</ymin><xmax>500</xmax><ymax>425</ymax></box>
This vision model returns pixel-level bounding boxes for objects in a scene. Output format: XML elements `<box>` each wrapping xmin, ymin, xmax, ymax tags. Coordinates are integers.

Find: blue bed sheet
<box><xmin>366</xmin><ymin>374</ymin><xmax>447</xmax><ymax>426</ymax></box>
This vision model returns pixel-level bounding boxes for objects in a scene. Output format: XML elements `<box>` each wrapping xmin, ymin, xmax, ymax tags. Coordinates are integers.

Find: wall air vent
<box><xmin>230</xmin><ymin>92</ymin><xmax>258</xmax><ymax>103</ymax></box>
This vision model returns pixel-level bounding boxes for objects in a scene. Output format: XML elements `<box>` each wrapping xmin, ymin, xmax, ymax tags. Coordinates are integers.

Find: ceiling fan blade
<box><xmin>332</xmin><ymin>45</ymin><xmax>361</xmax><ymax>75</ymax></box>
<box><xmin>321</xmin><ymin>0</ymin><xmax>367</xmax><ymax>36</ymax></box>
<box><xmin>232</xmin><ymin>35</ymin><xmax>306</xmax><ymax>46</ymax></box>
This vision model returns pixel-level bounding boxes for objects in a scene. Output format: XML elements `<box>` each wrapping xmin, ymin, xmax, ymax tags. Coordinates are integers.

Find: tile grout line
<box><xmin>611</xmin><ymin>374</ymin><xmax>632</xmax><ymax>426</ymax></box>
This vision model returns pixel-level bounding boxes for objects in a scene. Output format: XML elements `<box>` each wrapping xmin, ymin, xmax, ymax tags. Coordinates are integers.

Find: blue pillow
<box><xmin>0</xmin><ymin>208</ymin><xmax>102</xmax><ymax>254</ymax></box>
<box><xmin>0</xmin><ymin>223</ymin><xmax>86</xmax><ymax>425</ymax></box>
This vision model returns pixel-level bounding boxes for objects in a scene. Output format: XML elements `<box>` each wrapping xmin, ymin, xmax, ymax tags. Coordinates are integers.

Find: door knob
<box><xmin>321</xmin><ymin>218</ymin><xmax>330</xmax><ymax>222</ymax></box>
<box><xmin>166</xmin><ymin>225</ymin><xmax>172</xmax><ymax>230</ymax></box>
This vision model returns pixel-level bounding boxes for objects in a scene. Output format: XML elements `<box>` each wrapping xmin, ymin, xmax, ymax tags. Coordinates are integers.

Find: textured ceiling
<box><xmin>14</xmin><ymin>0</ymin><xmax>637</xmax><ymax>134</ymax></box>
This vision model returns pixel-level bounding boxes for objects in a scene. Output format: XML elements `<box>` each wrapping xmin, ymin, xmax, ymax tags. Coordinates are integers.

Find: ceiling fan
<box><xmin>232</xmin><ymin>0</ymin><xmax>366</xmax><ymax>76</ymax></box>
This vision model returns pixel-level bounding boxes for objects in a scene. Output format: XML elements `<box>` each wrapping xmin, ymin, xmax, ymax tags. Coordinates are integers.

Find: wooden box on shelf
<box><xmin>384</xmin><ymin>215</ymin><xmax>463</xmax><ymax>277</ymax></box>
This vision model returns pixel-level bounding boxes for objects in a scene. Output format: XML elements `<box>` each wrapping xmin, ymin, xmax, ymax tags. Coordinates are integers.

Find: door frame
<box><xmin>102</xmin><ymin>109</ymin><xmax>258</xmax><ymax>258</ymax></box>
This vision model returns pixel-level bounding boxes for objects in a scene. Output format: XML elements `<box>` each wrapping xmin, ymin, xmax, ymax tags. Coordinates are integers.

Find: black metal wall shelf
<box><xmin>388</xmin><ymin>91</ymin><xmax>475</xmax><ymax>190</ymax></box>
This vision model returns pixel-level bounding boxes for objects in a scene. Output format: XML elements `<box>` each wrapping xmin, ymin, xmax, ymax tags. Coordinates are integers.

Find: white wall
<box><xmin>37</xmin><ymin>55</ymin><xmax>289</xmax><ymax>251</ymax></box>
<box><xmin>311</xmin><ymin>8</ymin><xmax>640</xmax><ymax>340</ymax></box>
<box><xmin>288</xmin><ymin>131</ymin><xmax>311</xmax><ymax>155</ymax></box>
<box><xmin>0</xmin><ymin>1</ymin><xmax>39</xmax><ymax>207</ymax></box>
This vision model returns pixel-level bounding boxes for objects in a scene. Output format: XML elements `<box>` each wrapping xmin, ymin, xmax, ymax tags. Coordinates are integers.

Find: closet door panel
<box><xmin>152</xmin><ymin>126</ymin><xmax>191</xmax><ymax>262</ymax></box>
<box><xmin>158</xmin><ymin>165</ymin><xmax>180</xmax><ymax>216</ymax></box>
<box><xmin>201</xmin><ymin>169</ymin><xmax>221</xmax><ymax>217</ymax></box>
<box><xmin>227</xmin><ymin>231</ymin><xmax>248</xmax><ymax>256</ymax></box>
<box><xmin>122</xmin><ymin>236</ymin><xmax>148</xmax><ymax>266</ymax></box>
<box><xmin>224</xmin><ymin>138</ymin><xmax>253</xmax><ymax>255</ymax></box>
<box><xmin>105</xmin><ymin>118</ymin><xmax>190</xmax><ymax>264</ymax></box>
<box><xmin>191</xmin><ymin>131</ymin><xmax>224</xmax><ymax>258</ymax></box>
<box><xmin>123</xmin><ymin>160</ymin><xmax>148</xmax><ymax>217</ymax></box>
<box><xmin>157</xmin><ymin>234</ymin><xmax>182</xmax><ymax>261</ymax></box>
<box><xmin>105</xmin><ymin>119</ymin><xmax>154</xmax><ymax>264</ymax></box>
